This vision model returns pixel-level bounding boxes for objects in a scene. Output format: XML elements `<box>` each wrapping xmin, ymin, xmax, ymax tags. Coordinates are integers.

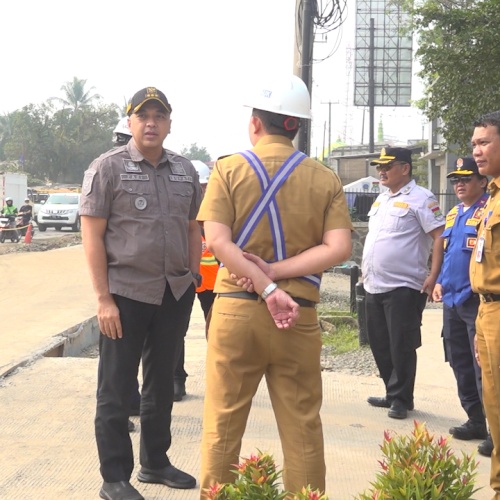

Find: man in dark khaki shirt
<box><xmin>81</xmin><ymin>87</ymin><xmax>201</xmax><ymax>500</ymax></box>
<box><xmin>470</xmin><ymin>110</ymin><xmax>500</xmax><ymax>499</ymax></box>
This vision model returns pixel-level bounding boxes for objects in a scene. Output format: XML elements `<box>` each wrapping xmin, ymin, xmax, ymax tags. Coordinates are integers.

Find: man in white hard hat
<box><xmin>197</xmin><ymin>75</ymin><xmax>352</xmax><ymax>497</ymax></box>
<box><xmin>113</xmin><ymin>117</ymin><xmax>133</xmax><ymax>147</ymax></box>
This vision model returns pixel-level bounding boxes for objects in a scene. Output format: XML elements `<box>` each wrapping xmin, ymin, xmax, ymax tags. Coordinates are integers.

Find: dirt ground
<box><xmin>0</xmin><ymin>232</ymin><xmax>82</xmax><ymax>255</ymax></box>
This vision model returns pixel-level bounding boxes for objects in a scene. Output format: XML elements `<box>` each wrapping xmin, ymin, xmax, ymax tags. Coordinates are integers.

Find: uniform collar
<box><xmin>489</xmin><ymin>177</ymin><xmax>500</xmax><ymax>196</ymax></box>
<box><xmin>254</xmin><ymin>135</ymin><xmax>294</xmax><ymax>148</ymax></box>
<box><xmin>126</xmin><ymin>140</ymin><xmax>169</xmax><ymax>166</ymax></box>
<box><xmin>384</xmin><ymin>179</ymin><xmax>415</xmax><ymax>197</ymax></box>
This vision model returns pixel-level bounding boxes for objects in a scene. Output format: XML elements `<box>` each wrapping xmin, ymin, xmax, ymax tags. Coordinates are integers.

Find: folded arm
<box><xmin>204</xmin><ymin>220</ymin><xmax>299</xmax><ymax>329</ymax></box>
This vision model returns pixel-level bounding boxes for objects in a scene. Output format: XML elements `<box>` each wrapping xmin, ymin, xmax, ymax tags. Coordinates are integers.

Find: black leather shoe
<box><xmin>137</xmin><ymin>464</ymin><xmax>196</xmax><ymax>489</ymax></box>
<box><xmin>99</xmin><ymin>481</ymin><xmax>144</xmax><ymax>500</ymax></box>
<box><xmin>449</xmin><ymin>419</ymin><xmax>487</xmax><ymax>440</ymax></box>
<box><xmin>128</xmin><ymin>419</ymin><xmax>135</xmax><ymax>432</ymax></box>
<box><xmin>478</xmin><ymin>433</ymin><xmax>494</xmax><ymax>457</ymax></box>
<box><xmin>367</xmin><ymin>396</ymin><xmax>391</xmax><ymax>408</ymax></box>
<box><xmin>388</xmin><ymin>399</ymin><xmax>408</xmax><ymax>419</ymax></box>
<box><xmin>173</xmin><ymin>382</ymin><xmax>186</xmax><ymax>402</ymax></box>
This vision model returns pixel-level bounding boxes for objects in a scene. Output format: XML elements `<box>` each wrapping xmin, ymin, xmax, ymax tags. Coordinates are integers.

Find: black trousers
<box><xmin>95</xmin><ymin>283</ymin><xmax>195</xmax><ymax>482</ymax></box>
<box><xmin>365</xmin><ymin>287</ymin><xmax>427</xmax><ymax>409</ymax></box>
<box><xmin>443</xmin><ymin>295</ymin><xmax>483</xmax><ymax>417</ymax></box>
<box><xmin>174</xmin><ymin>290</ymin><xmax>215</xmax><ymax>383</ymax></box>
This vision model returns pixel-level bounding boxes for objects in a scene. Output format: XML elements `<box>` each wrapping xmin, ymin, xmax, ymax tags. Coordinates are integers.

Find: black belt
<box><xmin>218</xmin><ymin>291</ymin><xmax>316</xmax><ymax>308</ymax></box>
<box><xmin>479</xmin><ymin>293</ymin><xmax>500</xmax><ymax>303</ymax></box>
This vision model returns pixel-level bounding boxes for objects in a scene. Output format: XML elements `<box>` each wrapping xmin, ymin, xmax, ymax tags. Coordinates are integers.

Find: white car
<box><xmin>37</xmin><ymin>193</ymin><xmax>81</xmax><ymax>232</ymax></box>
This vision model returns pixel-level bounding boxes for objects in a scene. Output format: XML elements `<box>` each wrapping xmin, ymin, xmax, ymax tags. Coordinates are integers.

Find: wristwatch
<box><xmin>261</xmin><ymin>282</ymin><xmax>278</xmax><ymax>300</ymax></box>
<box><xmin>192</xmin><ymin>272</ymin><xmax>202</xmax><ymax>287</ymax></box>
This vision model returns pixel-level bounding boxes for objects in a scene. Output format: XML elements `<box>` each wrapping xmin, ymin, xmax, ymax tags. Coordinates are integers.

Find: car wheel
<box><xmin>55</xmin><ymin>226</ymin><xmax>62</xmax><ymax>231</ymax></box>
<box><xmin>71</xmin><ymin>216</ymin><xmax>81</xmax><ymax>232</ymax></box>
<box><xmin>0</xmin><ymin>232</ymin><xmax>5</xmax><ymax>243</ymax></box>
<box><xmin>38</xmin><ymin>224</ymin><xmax>47</xmax><ymax>232</ymax></box>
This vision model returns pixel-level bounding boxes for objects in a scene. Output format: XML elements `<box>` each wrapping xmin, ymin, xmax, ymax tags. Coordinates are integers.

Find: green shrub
<box><xmin>356</xmin><ymin>421</ymin><xmax>480</xmax><ymax>500</ymax></box>
<box><xmin>206</xmin><ymin>451</ymin><xmax>328</xmax><ymax>500</ymax></box>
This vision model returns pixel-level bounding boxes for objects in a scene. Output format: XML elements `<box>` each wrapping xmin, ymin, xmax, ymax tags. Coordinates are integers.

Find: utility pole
<box><xmin>321</xmin><ymin>100</ymin><xmax>339</xmax><ymax>166</ymax></box>
<box><xmin>297</xmin><ymin>0</ymin><xmax>314</xmax><ymax>155</ymax></box>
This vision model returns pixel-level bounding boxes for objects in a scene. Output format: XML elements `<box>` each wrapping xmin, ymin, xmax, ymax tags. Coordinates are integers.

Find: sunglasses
<box><xmin>449</xmin><ymin>176</ymin><xmax>473</xmax><ymax>185</ymax></box>
<box><xmin>375</xmin><ymin>161</ymin><xmax>406</xmax><ymax>172</ymax></box>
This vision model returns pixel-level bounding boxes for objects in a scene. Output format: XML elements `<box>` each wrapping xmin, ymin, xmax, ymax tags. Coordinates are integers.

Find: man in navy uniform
<box><xmin>433</xmin><ymin>157</ymin><xmax>492</xmax><ymax>456</ymax></box>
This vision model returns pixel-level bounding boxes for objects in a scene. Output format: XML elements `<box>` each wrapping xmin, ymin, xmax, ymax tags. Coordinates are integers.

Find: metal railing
<box><xmin>344</xmin><ymin>190</ymin><xmax>459</xmax><ymax>221</ymax></box>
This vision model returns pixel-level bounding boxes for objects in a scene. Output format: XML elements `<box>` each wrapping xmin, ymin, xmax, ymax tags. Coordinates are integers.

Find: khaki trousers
<box><xmin>476</xmin><ymin>301</ymin><xmax>500</xmax><ymax>499</ymax></box>
<box><xmin>199</xmin><ymin>296</ymin><xmax>326</xmax><ymax>499</ymax></box>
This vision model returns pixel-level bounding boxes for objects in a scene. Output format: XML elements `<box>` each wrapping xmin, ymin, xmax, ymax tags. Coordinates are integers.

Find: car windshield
<box><xmin>46</xmin><ymin>194</ymin><xmax>79</xmax><ymax>205</ymax></box>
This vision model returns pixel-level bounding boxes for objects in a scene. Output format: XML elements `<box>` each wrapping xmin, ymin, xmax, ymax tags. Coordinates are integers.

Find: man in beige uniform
<box><xmin>470</xmin><ymin>110</ymin><xmax>500</xmax><ymax>499</ymax></box>
<box><xmin>197</xmin><ymin>75</ymin><xmax>352</xmax><ymax>498</ymax></box>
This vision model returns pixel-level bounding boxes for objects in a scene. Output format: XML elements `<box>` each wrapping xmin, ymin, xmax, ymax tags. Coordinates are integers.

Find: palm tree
<box><xmin>51</xmin><ymin>77</ymin><xmax>101</xmax><ymax>112</ymax></box>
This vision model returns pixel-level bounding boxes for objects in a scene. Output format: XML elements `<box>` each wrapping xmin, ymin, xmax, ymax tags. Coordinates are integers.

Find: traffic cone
<box><xmin>24</xmin><ymin>223</ymin><xmax>33</xmax><ymax>244</ymax></box>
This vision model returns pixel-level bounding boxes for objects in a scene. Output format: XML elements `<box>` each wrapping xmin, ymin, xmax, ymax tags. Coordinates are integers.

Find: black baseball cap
<box><xmin>446</xmin><ymin>157</ymin><xmax>480</xmax><ymax>178</ymax></box>
<box><xmin>126</xmin><ymin>87</ymin><xmax>172</xmax><ymax>116</ymax></box>
<box><xmin>370</xmin><ymin>147</ymin><xmax>413</xmax><ymax>166</ymax></box>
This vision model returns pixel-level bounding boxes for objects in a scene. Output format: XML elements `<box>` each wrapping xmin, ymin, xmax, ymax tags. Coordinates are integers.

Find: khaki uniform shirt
<box><xmin>470</xmin><ymin>177</ymin><xmax>500</xmax><ymax>295</ymax></box>
<box><xmin>80</xmin><ymin>141</ymin><xmax>201</xmax><ymax>304</ymax></box>
<box><xmin>197</xmin><ymin>135</ymin><xmax>353</xmax><ymax>303</ymax></box>
<box><xmin>362</xmin><ymin>179</ymin><xmax>445</xmax><ymax>294</ymax></box>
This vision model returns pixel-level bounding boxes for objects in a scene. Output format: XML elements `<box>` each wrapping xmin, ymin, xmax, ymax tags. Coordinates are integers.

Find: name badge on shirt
<box><xmin>169</xmin><ymin>175</ymin><xmax>193</xmax><ymax>182</ymax></box>
<box><xmin>123</xmin><ymin>160</ymin><xmax>142</xmax><ymax>172</ymax></box>
<box><xmin>475</xmin><ymin>237</ymin><xmax>484</xmax><ymax>262</ymax></box>
<box><xmin>466</xmin><ymin>218</ymin><xmax>480</xmax><ymax>226</ymax></box>
<box><xmin>170</xmin><ymin>162</ymin><xmax>186</xmax><ymax>175</ymax></box>
<box><xmin>120</xmin><ymin>174</ymin><xmax>149</xmax><ymax>181</ymax></box>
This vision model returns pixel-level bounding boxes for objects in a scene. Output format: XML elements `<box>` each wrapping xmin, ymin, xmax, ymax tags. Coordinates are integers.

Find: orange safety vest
<box><xmin>197</xmin><ymin>235</ymin><xmax>219</xmax><ymax>293</ymax></box>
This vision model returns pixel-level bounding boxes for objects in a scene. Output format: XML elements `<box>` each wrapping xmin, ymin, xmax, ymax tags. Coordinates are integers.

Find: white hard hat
<box><xmin>191</xmin><ymin>160</ymin><xmax>211</xmax><ymax>184</ymax></box>
<box><xmin>244</xmin><ymin>75</ymin><xmax>311</xmax><ymax>119</ymax></box>
<box><xmin>113</xmin><ymin>117</ymin><xmax>131</xmax><ymax>137</ymax></box>
<box><xmin>5</xmin><ymin>197</ymin><xmax>13</xmax><ymax>202</ymax></box>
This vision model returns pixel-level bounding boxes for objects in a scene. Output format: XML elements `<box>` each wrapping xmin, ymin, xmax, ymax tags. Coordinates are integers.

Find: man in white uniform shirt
<box><xmin>362</xmin><ymin>147</ymin><xmax>445</xmax><ymax>419</ymax></box>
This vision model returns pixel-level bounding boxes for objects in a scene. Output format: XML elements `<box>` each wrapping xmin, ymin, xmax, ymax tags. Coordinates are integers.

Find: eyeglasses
<box><xmin>375</xmin><ymin>161</ymin><xmax>406</xmax><ymax>172</ymax></box>
<box><xmin>449</xmin><ymin>176</ymin><xmax>473</xmax><ymax>185</ymax></box>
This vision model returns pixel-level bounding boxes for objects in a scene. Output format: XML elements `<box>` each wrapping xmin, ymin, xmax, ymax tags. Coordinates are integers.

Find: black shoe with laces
<box><xmin>449</xmin><ymin>419</ymin><xmax>487</xmax><ymax>440</ymax></box>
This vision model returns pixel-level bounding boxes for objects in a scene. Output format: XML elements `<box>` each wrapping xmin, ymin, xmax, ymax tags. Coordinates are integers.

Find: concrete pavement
<box><xmin>0</xmin><ymin>246</ymin><xmax>493</xmax><ymax>499</ymax></box>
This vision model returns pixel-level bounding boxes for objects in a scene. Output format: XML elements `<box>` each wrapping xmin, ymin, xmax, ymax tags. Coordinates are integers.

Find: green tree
<box><xmin>52</xmin><ymin>76</ymin><xmax>101</xmax><ymax>112</ymax></box>
<box><xmin>180</xmin><ymin>143</ymin><xmax>211</xmax><ymax>162</ymax></box>
<box><xmin>3</xmin><ymin>101</ymin><xmax>118</xmax><ymax>183</ymax></box>
<box><xmin>398</xmin><ymin>0</ymin><xmax>500</xmax><ymax>152</ymax></box>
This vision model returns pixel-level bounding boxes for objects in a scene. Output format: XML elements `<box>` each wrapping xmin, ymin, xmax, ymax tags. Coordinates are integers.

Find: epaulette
<box><xmin>217</xmin><ymin>153</ymin><xmax>239</xmax><ymax>161</ymax></box>
<box><xmin>164</xmin><ymin>148</ymin><xmax>189</xmax><ymax>160</ymax></box>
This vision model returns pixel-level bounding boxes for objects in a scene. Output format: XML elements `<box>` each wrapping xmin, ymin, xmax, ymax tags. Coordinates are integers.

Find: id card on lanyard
<box><xmin>475</xmin><ymin>209</ymin><xmax>492</xmax><ymax>262</ymax></box>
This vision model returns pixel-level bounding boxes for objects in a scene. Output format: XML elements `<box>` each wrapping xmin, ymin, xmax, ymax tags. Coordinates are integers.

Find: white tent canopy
<box><xmin>343</xmin><ymin>176</ymin><xmax>386</xmax><ymax>220</ymax></box>
<box><xmin>343</xmin><ymin>176</ymin><xmax>384</xmax><ymax>192</ymax></box>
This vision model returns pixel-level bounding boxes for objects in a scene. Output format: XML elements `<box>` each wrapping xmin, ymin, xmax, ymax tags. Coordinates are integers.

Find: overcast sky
<box><xmin>2</xmin><ymin>1</ymin><xmax>425</xmax><ymax>160</ymax></box>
